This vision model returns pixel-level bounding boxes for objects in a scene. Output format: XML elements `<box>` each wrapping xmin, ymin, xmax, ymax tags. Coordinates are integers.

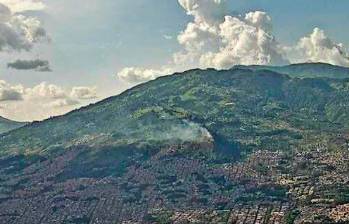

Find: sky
<box><xmin>0</xmin><ymin>0</ymin><xmax>348</xmax><ymax>121</ymax></box>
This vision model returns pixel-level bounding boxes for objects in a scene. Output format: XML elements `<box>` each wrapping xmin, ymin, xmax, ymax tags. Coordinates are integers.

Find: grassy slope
<box><xmin>0</xmin><ymin>116</ymin><xmax>27</xmax><ymax>135</ymax></box>
<box><xmin>1</xmin><ymin>66</ymin><xmax>349</xmax><ymax>223</ymax></box>
<box><xmin>1</xmin><ymin>67</ymin><xmax>349</xmax><ymax>157</ymax></box>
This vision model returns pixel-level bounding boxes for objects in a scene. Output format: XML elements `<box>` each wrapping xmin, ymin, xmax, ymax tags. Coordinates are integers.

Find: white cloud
<box><xmin>0</xmin><ymin>2</ymin><xmax>48</xmax><ymax>52</ymax></box>
<box><xmin>178</xmin><ymin>0</ymin><xmax>227</xmax><ymax>24</ymax></box>
<box><xmin>200</xmin><ymin>13</ymin><xmax>286</xmax><ymax>69</ymax></box>
<box><xmin>176</xmin><ymin>4</ymin><xmax>287</xmax><ymax>69</ymax></box>
<box><xmin>26</xmin><ymin>82</ymin><xmax>66</xmax><ymax>99</ymax></box>
<box><xmin>117</xmin><ymin>67</ymin><xmax>174</xmax><ymax>83</ymax></box>
<box><xmin>0</xmin><ymin>0</ymin><xmax>45</xmax><ymax>13</ymax></box>
<box><xmin>117</xmin><ymin>0</ymin><xmax>349</xmax><ymax>84</ymax></box>
<box><xmin>117</xmin><ymin>0</ymin><xmax>287</xmax><ymax>83</ymax></box>
<box><xmin>0</xmin><ymin>80</ymin><xmax>99</xmax><ymax>121</ymax></box>
<box><xmin>0</xmin><ymin>80</ymin><xmax>24</xmax><ymax>101</ymax></box>
<box><xmin>70</xmin><ymin>86</ymin><xmax>97</xmax><ymax>99</ymax></box>
<box><xmin>47</xmin><ymin>98</ymin><xmax>80</xmax><ymax>108</ymax></box>
<box><xmin>244</xmin><ymin>11</ymin><xmax>272</xmax><ymax>33</ymax></box>
<box><xmin>292</xmin><ymin>28</ymin><xmax>349</xmax><ymax>67</ymax></box>
<box><xmin>163</xmin><ymin>34</ymin><xmax>173</xmax><ymax>40</ymax></box>
<box><xmin>1</xmin><ymin>81</ymin><xmax>98</xmax><ymax>103</ymax></box>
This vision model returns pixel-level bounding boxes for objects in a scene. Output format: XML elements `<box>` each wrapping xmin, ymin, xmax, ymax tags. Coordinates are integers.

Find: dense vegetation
<box><xmin>2</xmin><ymin>64</ymin><xmax>349</xmax><ymax>156</ymax></box>
<box><xmin>236</xmin><ymin>62</ymin><xmax>349</xmax><ymax>79</ymax></box>
<box><xmin>1</xmin><ymin>63</ymin><xmax>349</xmax><ymax>223</ymax></box>
<box><xmin>0</xmin><ymin>116</ymin><xmax>27</xmax><ymax>135</ymax></box>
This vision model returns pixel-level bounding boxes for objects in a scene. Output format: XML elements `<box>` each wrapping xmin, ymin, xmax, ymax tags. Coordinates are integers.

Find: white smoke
<box><xmin>157</xmin><ymin>121</ymin><xmax>213</xmax><ymax>143</ymax></box>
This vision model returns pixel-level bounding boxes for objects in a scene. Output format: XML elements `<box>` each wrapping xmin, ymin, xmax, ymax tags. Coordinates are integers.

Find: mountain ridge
<box><xmin>2</xmin><ymin>62</ymin><xmax>344</xmax><ymax>133</ymax></box>
<box><xmin>0</xmin><ymin>116</ymin><xmax>27</xmax><ymax>135</ymax></box>
<box><xmin>1</xmin><ymin>65</ymin><xmax>349</xmax><ymax>223</ymax></box>
<box><xmin>233</xmin><ymin>62</ymin><xmax>349</xmax><ymax>79</ymax></box>
<box><xmin>1</xmin><ymin>65</ymin><xmax>349</xmax><ymax>156</ymax></box>
<box><xmin>2</xmin><ymin>62</ymin><xmax>346</xmax><ymax>133</ymax></box>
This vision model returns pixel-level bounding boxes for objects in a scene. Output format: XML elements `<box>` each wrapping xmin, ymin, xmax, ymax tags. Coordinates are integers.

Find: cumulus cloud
<box><xmin>25</xmin><ymin>82</ymin><xmax>67</xmax><ymax>99</ymax></box>
<box><xmin>47</xmin><ymin>98</ymin><xmax>80</xmax><ymax>108</ymax></box>
<box><xmin>176</xmin><ymin>1</ymin><xmax>287</xmax><ymax>69</ymax></box>
<box><xmin>117</xmin><ymin>0</ymin><xmax>287</xmax><ymax>83</ymax></box>
<box><xmin>24</xmin><ymin>82</ymin><xmax>98</xmax><ymax>103</ymax></box>
<box><xmin>70</xmin><ymin>86</ymin><xmax>97</xmax><ymax>99</ymax></box>
<box><xmin>25</xmin><ymin>82</ymin><xmax>98</xmax><ymax>101</ymax></box>
<box><xmin>0</xmin><ymin>80</ymin><xmax>24</xmax><ymax>101</ymax></box>
<box><xmin>292</xmin><ymin>28</ymin><xmax>349</xmax><ymax>67</ymax></box>
<box><xmin>199</xmin><ymin>12</ymin><xmax>286</xmax><ymax>69</ymax></box>
<box><xmin>117</xmin><ymin>67</ymin><xmax>174</xmax><ymax>83</ymax></box>
<box><xmin>0</xmin><ymin>2</ymin><xmax>48</xmax><ymax>52</ymax></box>
<box><xmin>7</xmin><ymin>59</ymin><xmax>51</xmax><ymax>71</ymax></box>
<box><xmin>0</xmin><ymin>80</ymin><xmax>99</xmax><ymax>121</ymax></box>
<box><xmin>117</xmin><ymin>0</ymin><xmax>349</xmax><ymax>84</ymax></box>
<box><xmin>178</xmin><ymin>0</ymin><xmax>227</xmax><ymax>24</ymax></box>
<box><xmin>0</xmin><ymin>0</ymin><xmax>45</xmax><ymax>13</ymax></box>
<box><xmin>1</xmin><ymin>80</ymin><xmax>98</xmax><ymax>105</ymax></box>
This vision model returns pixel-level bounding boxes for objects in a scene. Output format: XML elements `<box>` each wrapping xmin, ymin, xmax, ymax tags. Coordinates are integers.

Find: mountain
<box><xmin>235</xmin><ymin>62</ymin><xmax>349</xmax><ymax>79</ymax></box>
<box><xmin>0</xmin><ymin>116</ymin><xmax>27</xmax><ymax>135</ymax></box>
<box><xmin>1</xmin><ymin>66</ymin><xmax>349</xmax><ymax>223</ymax></box>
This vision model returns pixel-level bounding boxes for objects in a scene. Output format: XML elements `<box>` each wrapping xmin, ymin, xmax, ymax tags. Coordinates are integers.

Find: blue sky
<box><xmin>0</xmin><ymin>0</ymin><xmax>348</xmax><ymax>121</ymax></box>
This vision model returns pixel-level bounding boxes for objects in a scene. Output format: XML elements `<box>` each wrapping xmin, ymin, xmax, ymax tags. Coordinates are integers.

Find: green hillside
<box><xmin>1</xmin><ymin>66</ymin><xmax>349</xmax><ymax>223</ymax></box>
<box><xmin>1</xmin><ymin>67</ymin><xmax>349</xmax><ymax>156</ymax></box>
<box><xmin>235</xmin><ymin>62</ymin><xmax>349</xmax><ymax>79</ymax></box>
<box><xmin>0</xmin><ymin>116</ymin><xmax>27</xmax><ymax>135</ymax></box>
